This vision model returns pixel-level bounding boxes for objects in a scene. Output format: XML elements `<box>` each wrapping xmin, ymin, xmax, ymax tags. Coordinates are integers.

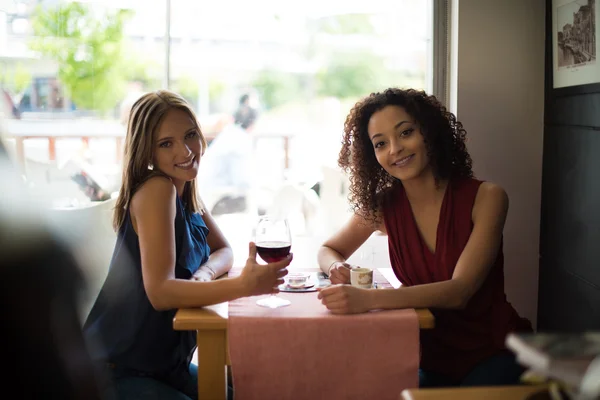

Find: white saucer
<box><xmin>287</xmin><ymin>282</ymin><xmax>314</xmax><ymax>289</ymax></box>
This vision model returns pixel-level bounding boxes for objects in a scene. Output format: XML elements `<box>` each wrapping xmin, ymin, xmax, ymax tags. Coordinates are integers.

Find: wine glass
<box><xmin>254</xmin><ymin>215</ymin><xmax>292</xmax><ymax>308</ymax></box>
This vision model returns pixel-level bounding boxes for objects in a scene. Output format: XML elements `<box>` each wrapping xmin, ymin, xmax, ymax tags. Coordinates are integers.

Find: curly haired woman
<box><xmin>317</xmin><ymin>88</ymin><xmax>532</xmax><ymax>387</ymax></box>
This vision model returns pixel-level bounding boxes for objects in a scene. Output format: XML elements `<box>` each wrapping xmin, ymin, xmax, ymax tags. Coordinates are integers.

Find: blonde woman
<box><xmin>84</xmin><ymin>91</ymin><xmax>291</xmax><ymax>399</ymax></box>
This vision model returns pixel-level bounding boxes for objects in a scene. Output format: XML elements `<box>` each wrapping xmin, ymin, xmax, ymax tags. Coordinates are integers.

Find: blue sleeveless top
<box><xmin>83</xmin><ymin>195</ymin><xmax>210</xmax><ymax>376</ymax></box>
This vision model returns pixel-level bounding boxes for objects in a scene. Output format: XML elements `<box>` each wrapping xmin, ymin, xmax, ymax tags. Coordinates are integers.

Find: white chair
<box><xmin>319</xmin><ymin>165</ymin><xmax>352</xmax><ymax>236</ymax></box>
<box><xmin>44</xmin><ymin>198</ymin><xmax>118</xmax><ymax>322</ymax></box>
<box><xmin>266</xmin><ymin>182</ymin><xmax>321</xmax><ymax>236</ymax></box>
<box><xmin>23</xmin><ymin>158</ymin><xmax>90</xmax><ymax>207</ymax></box>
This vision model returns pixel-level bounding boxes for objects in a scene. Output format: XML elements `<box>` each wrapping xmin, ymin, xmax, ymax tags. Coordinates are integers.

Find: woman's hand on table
<box><xmin>328</xmin><ymin>261</ymin><xmax>352</xmax><ymax>284</ymax></box>
<box><xmin>192</xmin><ymin>267</ymin><xmax>214</xmax><ymax>282</ymax></box>
<box><xmin>240</xmin><ymin>242</ymin><xmax>291</xmax><ymax>296</ymax></box>
<box><xmin>317</xmin><ymin>284</ymin><xmax>372</xmax><ymax>314</ymax></box>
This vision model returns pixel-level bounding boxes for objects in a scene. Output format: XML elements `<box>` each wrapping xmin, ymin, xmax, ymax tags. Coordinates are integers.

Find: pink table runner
<box><xmin>228</xmin><ymin>269</ymin><xmax>419</xmax><ymax>400</ymax></box>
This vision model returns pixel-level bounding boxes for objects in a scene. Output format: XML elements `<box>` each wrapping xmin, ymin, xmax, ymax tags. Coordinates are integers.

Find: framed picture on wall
<box><xmin>552</xmin><ymin>0</ymin><xmax>599</xmax><ymax>89</ymax></box>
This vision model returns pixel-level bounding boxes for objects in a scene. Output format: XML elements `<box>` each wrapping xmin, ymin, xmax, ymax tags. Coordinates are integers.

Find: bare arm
<box><xmin>132</xmin><ymin>177</ymin><xmax>290</xmax><ymax>311</ymax></box>
<box><xmin>318</xmin><ymin>213</ymin><xmax>380</xmax><ymax>283</ymax></box>
<box><xmin>192</xmin><ymin>211</ymin><xmax>233</xmax><ymax>281</ymax></box>
<box><xmin>318</xmin><ymin>183</ymin><xmax>509</xmax><ymax>314</ymax></box>
<box><xmin>367</xmin><ymin>183</ymin><xmax>509</xmax><ymax>310</ymax></box>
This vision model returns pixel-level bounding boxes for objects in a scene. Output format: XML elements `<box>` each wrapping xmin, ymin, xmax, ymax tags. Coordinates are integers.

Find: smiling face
<box><xmin>153</xmin><ymin>108</ymin><xmax>203</xmax><ymax>193</ymax></box>
<box><xmin>367</xmin><ymin>105</ymin><xmax>430</xmax><ymax>182</ymax></box>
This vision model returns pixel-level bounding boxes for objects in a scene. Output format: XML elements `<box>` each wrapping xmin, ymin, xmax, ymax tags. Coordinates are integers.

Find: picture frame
<box><xmin>551</xmin><ymin>0</ymin><xmax>599</xmax><ymax>90</ymax></box>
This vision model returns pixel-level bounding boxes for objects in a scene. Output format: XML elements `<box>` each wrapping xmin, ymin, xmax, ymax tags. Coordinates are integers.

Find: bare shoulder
<box><xmin>131</xmin><ymin>176</ymin><xmax>176</xmax><ymax>212</ymax></box>
<box><xmin>477</xmin><ymin>182</ymin><xmax>508</xmax><ymax>204</ymax></box>
<box><xmin>350</xmin><ymin>211</ymin><xmax>381</xmax><ymax>233</ymax></box>
<box><xmin>473</xmin><ymin>182</ymin><xmax>509</xmax><ymax>221</ymax></box>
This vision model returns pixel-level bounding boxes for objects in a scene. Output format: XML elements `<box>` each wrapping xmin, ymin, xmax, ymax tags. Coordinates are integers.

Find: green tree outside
<box><xmin>13</xmin><ymin>64</ymin><xmax>33</xmax><ymax>94</ymax></box>
<box><xmin>0</xmin><ymin>63</ymin><xmax>32</xmax><ymax>95</ymax></box>
<box><xmin>121</xmin><ymin>48</ymin><xmax>162</xmax><ymax>90</ymax></box>
<box><xmin>307</xmin><ymin>14</ymin><xmax>385</xmax><ymax>100</ymax></box>
<box><xmin>172</xmin><ymin>74</ymin><xmax>199</xmax><ymax>108</ymax></box>
<box><xmin>29</xmin><ymin>3</ymin><xmax>133</xmax><ymax>113</ymax></box>
<box><xmin>316</xmin><ymin>53</ymin><xmax>387</xmax><ymax>99</ymax></box>
<box><xmin>251</xmin><ymin>70</ymin><xmax>303</xmax><ymax>110</ymax></box>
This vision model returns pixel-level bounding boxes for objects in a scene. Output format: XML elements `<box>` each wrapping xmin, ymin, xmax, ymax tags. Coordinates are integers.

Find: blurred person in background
<box><xmin>233</xmin><ymin>93</ymin><xmax>258</xmax><ymax>129</ymax></box>
<box><xmin>83</xmin><ymin>90</ymin><xmax>290</xmax><ymax>399</ymax></box>
<box><xmin>197</xmin><ymin>93</ymin><xmax>259</xmax><ymax>215</ymax></box>
<box><xmin>0</xmin><ymin>137</ymin><xmax>109</xmax><ymax>399</ymax></box>
<box><xmin>1</xmin><ymin>88</ymin><xmax>20</xmax><ymax>119</ymax></box>
<box><xmin>0</xmin><ymin>222</ymin><xmax>110</xmax><ymax>400</ymax></box>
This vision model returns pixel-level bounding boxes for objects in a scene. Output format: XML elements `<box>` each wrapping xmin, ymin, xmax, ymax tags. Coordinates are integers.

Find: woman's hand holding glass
<box><xmin>240</xmin><ymin>242</ymin><xmax>291</xmax><ymax>296</ymax></box>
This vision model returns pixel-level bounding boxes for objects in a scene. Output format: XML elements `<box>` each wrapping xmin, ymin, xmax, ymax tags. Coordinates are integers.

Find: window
<box><xmin>1</xmin><ymin>0</ymin><xmax>437</xmax><ymax>259</ymax></box>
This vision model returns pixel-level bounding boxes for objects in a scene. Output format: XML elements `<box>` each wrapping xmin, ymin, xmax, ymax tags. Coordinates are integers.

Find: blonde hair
<box><xmin>113</xmin><ymin>90</ymin><xmax>207</xmax><ymax>230</ymax></box>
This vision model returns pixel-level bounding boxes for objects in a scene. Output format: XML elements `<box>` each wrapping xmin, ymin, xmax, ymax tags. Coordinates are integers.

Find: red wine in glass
<box><xmin>254</xmin><ymin>216</ymin><xmax>292</xmax><ymax>308</ymax></box>
<box><xmin>256</xmin><ymin>241</ymin><xmax>291</xmax><ymax>263</ymax></box>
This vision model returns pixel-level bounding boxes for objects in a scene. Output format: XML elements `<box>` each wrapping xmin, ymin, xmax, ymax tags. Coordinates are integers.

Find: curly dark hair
<box><xmin>339</xmin><ymin>88</ymin><xmax>473</xmax><ymax>222</ymax></box>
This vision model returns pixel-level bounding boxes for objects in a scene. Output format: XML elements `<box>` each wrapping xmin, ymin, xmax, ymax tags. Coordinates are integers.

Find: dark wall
<box><xmin>538</xmin><ymin>0</ymin><xmax>600</xmax><ymax>331</ymax></box>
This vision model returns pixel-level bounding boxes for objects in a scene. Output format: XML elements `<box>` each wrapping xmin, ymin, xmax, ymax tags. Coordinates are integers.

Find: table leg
<box><xmin>196</xmin><ymin>329</ymin><xmax>227</xmax><ymax>400</ymax></box>
<box><xmin>82</xmin><ymin>137</ymin><xmax>90</xmax><ymax>151</ymax></box>
<box><xmin>15</xmin><ymin>137</ymin><xmax>25</xmax><ymax>172</ymax></box>
<box><xmin>283</xmin><ymin>136</ymin><xmax>290</xmax><ymax>170</ymax></box>
<box><xmin>48</xmin><ymin>137</ymin><xmax>57</xmax><ymax>161</ymax></box>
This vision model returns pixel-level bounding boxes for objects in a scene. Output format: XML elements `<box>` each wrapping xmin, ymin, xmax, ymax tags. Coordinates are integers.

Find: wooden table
<box><xmin>174</xmin><ymin>301</ymin><xmax>434</xmax><ymax>400</ymax></box>
<box><xmin>401</xmin><ymin>384</ymin><xmax>550</xmax><ymax>400</ymax></box>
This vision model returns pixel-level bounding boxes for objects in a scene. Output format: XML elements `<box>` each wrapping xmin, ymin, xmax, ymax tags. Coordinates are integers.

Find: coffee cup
<box><xmin>287</xmin><ymin>272</ymin><xmax>309</xmax><ymax>288</ymax></box>
<box><xmin>350</xmin><ymin>267</ymin><xmax>373</xmax><ymax>289</ymax></box>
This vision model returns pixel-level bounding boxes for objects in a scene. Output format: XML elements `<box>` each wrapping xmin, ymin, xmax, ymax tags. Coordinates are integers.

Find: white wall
<box><xmin>450</xmin><ymin>0</ymin><xmax>545</xmax><ymax>327</ymax></box>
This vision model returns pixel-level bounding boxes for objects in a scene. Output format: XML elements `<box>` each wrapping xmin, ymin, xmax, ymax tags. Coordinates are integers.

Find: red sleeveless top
<box><xmin>382</xmin><ymin>178</ymin><xmax>531</xmax><ymax>381</ymax></box>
